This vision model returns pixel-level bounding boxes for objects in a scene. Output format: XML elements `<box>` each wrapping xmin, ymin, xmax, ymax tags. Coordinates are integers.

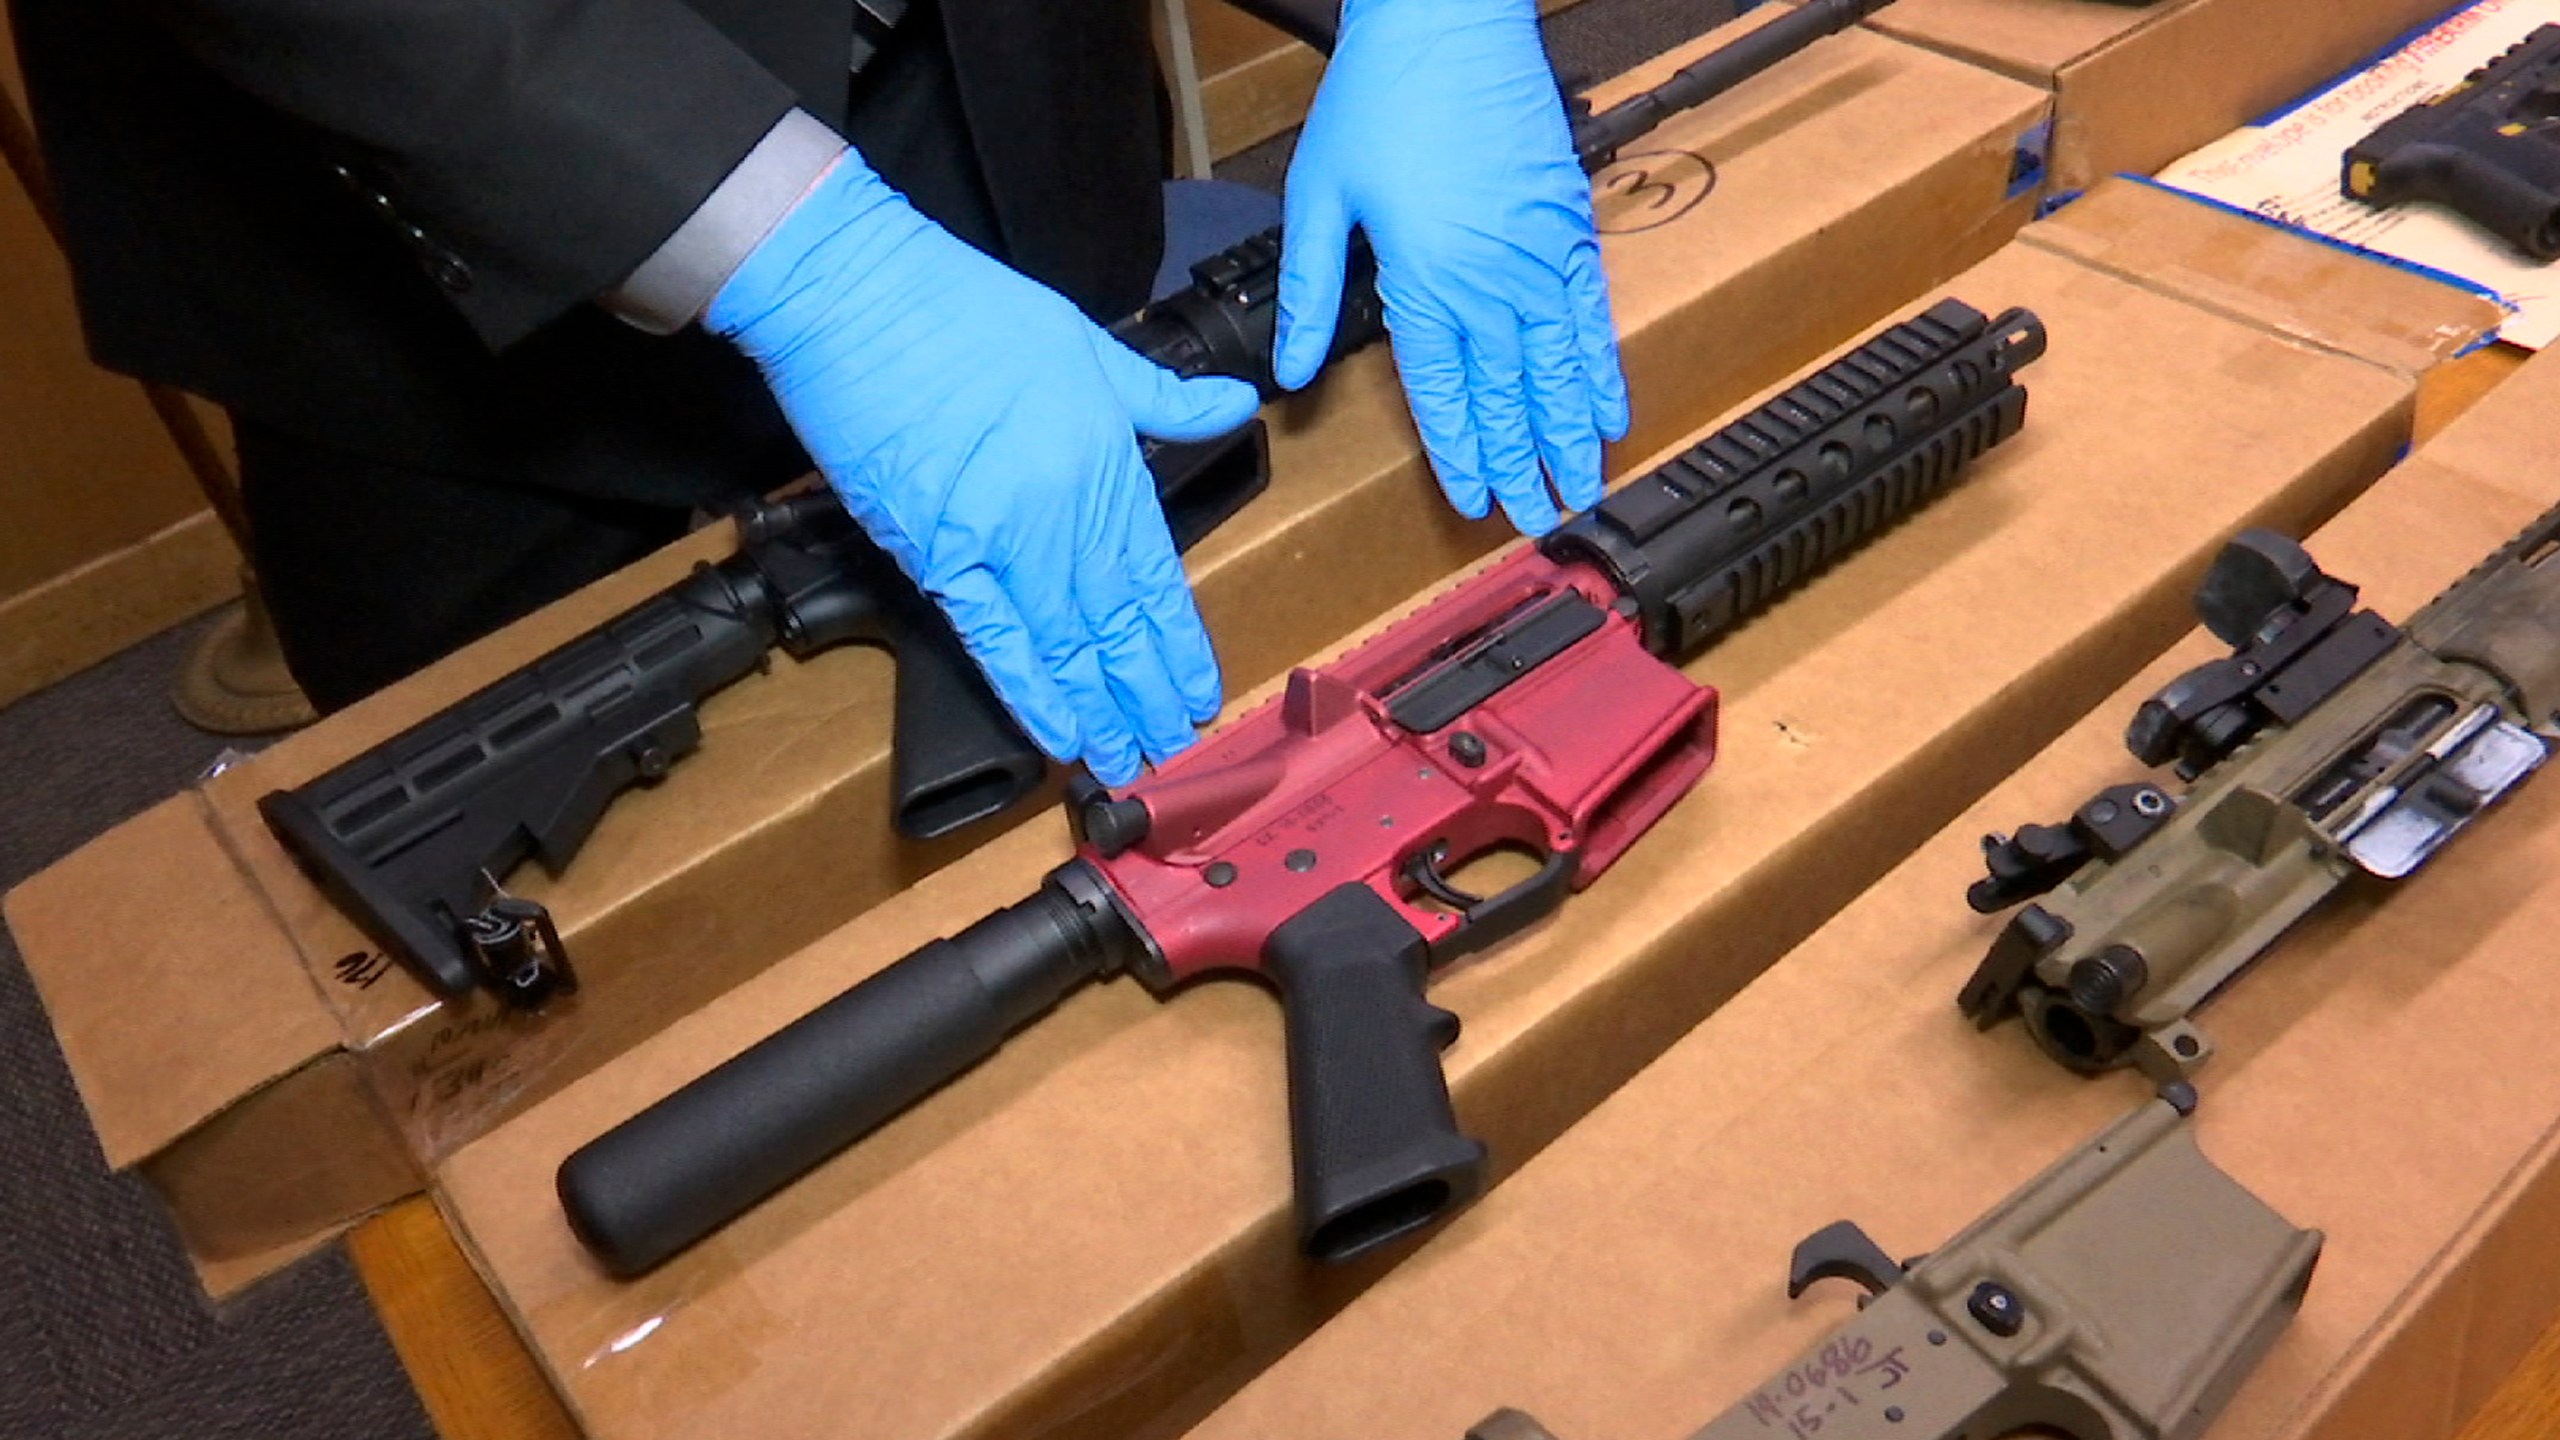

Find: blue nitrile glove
<box><xmin>707</xmin><ymin>155</ymin><xmax>1260</xmax><ymax>786</ymax></box>
<box><xmin>1274</xmin><ymin>0</ymin><xmax>1629</xmax><ymax>536</ymax></box>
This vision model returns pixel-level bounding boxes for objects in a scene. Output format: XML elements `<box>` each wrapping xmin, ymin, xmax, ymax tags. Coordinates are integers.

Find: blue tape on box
<box><xmin>2008</xmin><ymin>116</ymin><xmax>2055</xmax><ymax>199</ymax></box>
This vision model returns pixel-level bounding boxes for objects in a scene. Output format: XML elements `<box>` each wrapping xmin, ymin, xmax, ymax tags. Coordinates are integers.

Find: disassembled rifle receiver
<box><xmin>1961</xmin><ymin>507</ymin><xmax>2560</xmax><ymax>1079</ymax></box>
<box><xmin>2342</xmin><ymin>25</ymin><xmax>2560</xmax><ymax>259</ymax></box>
<box><xmin>1467</xmin><ymin>1091</ymin><xmax>2322</xmax><ymax>1440</ymax></box>
<box><xmin>557</xmin><ymin>299</ymin><xmax>2046</xmax><ymax>1278</ymax></box>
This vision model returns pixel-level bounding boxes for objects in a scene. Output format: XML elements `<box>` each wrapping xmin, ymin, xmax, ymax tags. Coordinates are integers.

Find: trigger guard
<box><xmin>1402</xmin><ymin>844</ymin><xmax>1485</xmax><ymax>911</ymax></box>
<box><xmin>1423</xmin><ymin>847</ymin><xmax>1578</xmax><ymax>967</ymax></box>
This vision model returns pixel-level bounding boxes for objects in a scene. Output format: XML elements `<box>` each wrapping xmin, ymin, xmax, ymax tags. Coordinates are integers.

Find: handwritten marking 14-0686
<box><xmin>1739</xmin><ymin>1337</ymin><xmax>1915</xmax><ymax>1436</ymax></box>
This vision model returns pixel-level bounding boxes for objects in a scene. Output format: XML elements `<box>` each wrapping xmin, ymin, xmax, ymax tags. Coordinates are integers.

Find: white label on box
<box><xmin>2152</xmin><ymin>0</ymin><xmax>2557</xmax><ymax>349</ymax></box>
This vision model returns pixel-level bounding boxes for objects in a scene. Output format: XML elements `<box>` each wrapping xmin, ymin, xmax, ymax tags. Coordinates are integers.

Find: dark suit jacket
<box><xmin>8</xmin><ymin>0</ymin><xmax>1169</xmax><ymax>504</ymax></box>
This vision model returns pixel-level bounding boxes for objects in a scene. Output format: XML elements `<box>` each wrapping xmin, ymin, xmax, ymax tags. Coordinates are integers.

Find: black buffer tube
<box><xmin>556</xmin><ymin>863</ymin><xmax>1136</xmax><ymax>1275</ymax></box>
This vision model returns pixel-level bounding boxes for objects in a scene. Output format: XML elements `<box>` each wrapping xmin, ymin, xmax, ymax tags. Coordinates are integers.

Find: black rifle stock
<box><xmin>259</xmin><ymin>431</ymin><xmax>1268</xmax><ymax>1008</ymax></box>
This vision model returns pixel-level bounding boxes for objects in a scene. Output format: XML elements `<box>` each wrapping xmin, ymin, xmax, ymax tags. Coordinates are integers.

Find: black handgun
<box><xmin>2342</xmin><ymin>24</ymin><xmax>2560</xmax><ymax>259</ymax></box>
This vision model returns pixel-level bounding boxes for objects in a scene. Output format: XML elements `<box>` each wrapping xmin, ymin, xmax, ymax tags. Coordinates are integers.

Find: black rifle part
<box><xmin>552</xmin><ymin>294</ymin><xmax>2045</xmax><ymax>1277</ymax></box>
<box><xmin>2123</xmin><ymin>529</ymin><xmax>2401</xmax><ymax>780</ymax></box>
<box><xmin>1546</xmin><ymin>299</ymin><xmax>2046</xmax><ymax>662</ymax></box>
<box><xmin>2343</xmin><ymin>24</ymin><xmax>2560</xmax><ymax>259</ymax></box>
<box><xmin>1268</xmin><ymin>882</ymin><xmax>1489</xmax><ymax>1262</ymax></box>
<box><xmin>1570</xmin><ymin>0</ymin><xmax>1897</xmax><ymax>171</ymax></box>
<box><xmin>558</xmin><ymin>861</ymin><xmax>1139</xmax><ymax>1276</ymax></box>
<box><xmin>1968</xmin><ymin>780</ymin><xmax>2176</xmax><ymax>913</ymax></box>
<box><xmin>259</xmin><ymin>423</ymin><xmax>1266</xmax><ymax>1009</ymax></box>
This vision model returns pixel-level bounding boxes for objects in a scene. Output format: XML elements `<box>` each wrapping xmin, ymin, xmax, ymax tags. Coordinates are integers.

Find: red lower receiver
<box><xmin>1087</xmin><ymin>543</ymin><xmax>1717</xmax><ymax>991</ymax></box>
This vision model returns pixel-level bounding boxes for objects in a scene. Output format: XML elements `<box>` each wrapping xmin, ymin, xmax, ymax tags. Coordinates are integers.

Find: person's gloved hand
<box><xmin>707</xmin><ymin>155</ymin><xmax>1260</xmax><ymax>786</ymax></box>
<box><xmin>1274</xmin><ymin>0</ymin><xmax>1628</xmax><ymax>536</ymax></box>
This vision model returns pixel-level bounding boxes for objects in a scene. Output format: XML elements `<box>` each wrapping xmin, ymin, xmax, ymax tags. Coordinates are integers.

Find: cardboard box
<box><xmin>436</xmin><ymin>222</ymin><xmax>2471</xmax><ymax>1440</ymax></box>
<box><xmin>1184</xmin><ymin>0</ymin><xmax>1320</xmax><ymax>158</ymax></box>
<box><xmin>1183</xmin><ymin>0</ymin><xmax>1599</xmax><ymax>162</ymax></box>
<box><xmin>4</xmin><ymin>20</ymin><xmax>2055</xmax><ymax>1293</ymax></box>
<box><xmin>1864</xmin><ymin>0</ymin><xmax>2461</xmax><ymax>194</ymax></box>
<box><xmin>1179</xmin><ymin>345</ymin><xmax>2560</xmax><ymax>1440</ymax></box>
<box><xmin>2025</xmin><ymin>178</ymin><xmax>2500</xmax><ymax>376</ymax></box>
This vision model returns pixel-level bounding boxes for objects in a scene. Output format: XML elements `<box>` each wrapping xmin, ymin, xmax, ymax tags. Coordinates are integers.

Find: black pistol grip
<box><xmin>743</xmin><ymin>506</ymin><xmax>1044</xmax><ymax>840</ymax></box>
<box><xmin>2376</xmin><ymin>141</ymin><xmax>2560</xmax><ymax>259</ymax></box>
<box><xmin>885</xmin><ymin>604</ymin><xmax>1049</xmax><ymax>841</ymax></box>
<box><xmin>880</xmin><ymin>415</ymin><xmax>1270</xmax><ymax>838</ymax></box>
<box><xmin>1265</xmin><ymin>884</ymin><xmax>1487</xmax><ymax>1265</ymax></box>
<box><xmin>1142</xmin><ymin>420</ymin><xmax>1273</xmax><ymax>554</ymax></box>
<box><xmin>557</xmin><ymin>881</ymin><xmax>1112</xmax><ymax>1276</ymax></box>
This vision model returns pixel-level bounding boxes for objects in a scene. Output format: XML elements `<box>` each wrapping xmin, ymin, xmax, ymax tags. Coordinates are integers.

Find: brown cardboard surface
<box><xmin>1180</xmin><ymin>348</ymin><xmax>2560</xmax><ymax>1440</ymax></box>
<box><xmin>1865</xmin><ymin>0</ymin><xmax>2458</xmax><ymax>193</ymax></box>
<box><xmin>3</xmin><ymin>795</ymin><xmax>335</xmax><ymax>1167</ymax></box>
<box><xmin>141</xmin><ymin>1052</ymin><xmax>424</xmax><ymax>1294</ymax></box>
<box><xmin>2024</xmin><ymin>177</ymin><xmax>2504</xmax><ymax>376</ymax></box>
<box><xmin>438</xmin><ymin>236</ymin><xmax>2440</xmax><ymax>1440</ymax></box>
<box><xmin>5</xmin><ymin>19</ymin><xmax>2055</xmax><ymax>1288</ymax></box>
<box><xmin>1185</xmin><ymin>0</ymin><xmax>1593</xmax><ymax>160</ymax></box>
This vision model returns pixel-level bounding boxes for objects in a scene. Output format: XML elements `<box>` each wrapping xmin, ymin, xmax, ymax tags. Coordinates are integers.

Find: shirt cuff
<box><xmin>602</xmin><ymin>109</ymin><xmax>848</xmax><ymax>335</ymax></box>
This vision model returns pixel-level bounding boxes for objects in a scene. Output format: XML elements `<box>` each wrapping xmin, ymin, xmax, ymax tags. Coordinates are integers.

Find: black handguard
<box><xmin>1545</xmin><ymin>299</ymin><xmax>2048</xmax><ymax>662</ymax></box>
<box><xmin>557</xmin><ymin>861</ymin><xmax>1138</xmax><ymax>1276</ymax></box>
<box><xmin>2342</xmin><ymin>24</ymin><xmax>2560</xmax><ymax>259</ymax></box>
<box><xmin>1266</xmin><ymin>883</ymin><xmax>1489</xmax><ymax>1264</ymax></box>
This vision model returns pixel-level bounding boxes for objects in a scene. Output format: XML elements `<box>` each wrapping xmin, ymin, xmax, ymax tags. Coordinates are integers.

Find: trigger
<box><xmin>1789</xmin><ymin>1221</ymin><xmax>1908</xmax><ymax>1302</ymax></box>
<box><xmin>1402</xmin><ymin>844</ymin><xmax>1483</xmax><ymax>911</ymax></box>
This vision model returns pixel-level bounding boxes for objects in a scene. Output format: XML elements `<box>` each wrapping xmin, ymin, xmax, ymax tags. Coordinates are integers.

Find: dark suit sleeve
<box><xmin>1224</xmin><ymin>0</ymin><xmax>1337</xmax><ymax>53</ymax></box>
<box><xmin>137</xmin><ymin>0</ymin><xmax>808</xmax><ymax>346</ymax></box>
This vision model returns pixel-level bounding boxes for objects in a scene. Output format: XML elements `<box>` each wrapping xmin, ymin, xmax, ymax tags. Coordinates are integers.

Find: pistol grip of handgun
<box><xmin>2377</xmin><ymin>141</ymin><xmax>2560</xmax><ymax>259</ymax></box>
<box><xmin>1266</xmin><ymin>883</ymin><xmax>1487</xmax><ymax>1265</ymax></box>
